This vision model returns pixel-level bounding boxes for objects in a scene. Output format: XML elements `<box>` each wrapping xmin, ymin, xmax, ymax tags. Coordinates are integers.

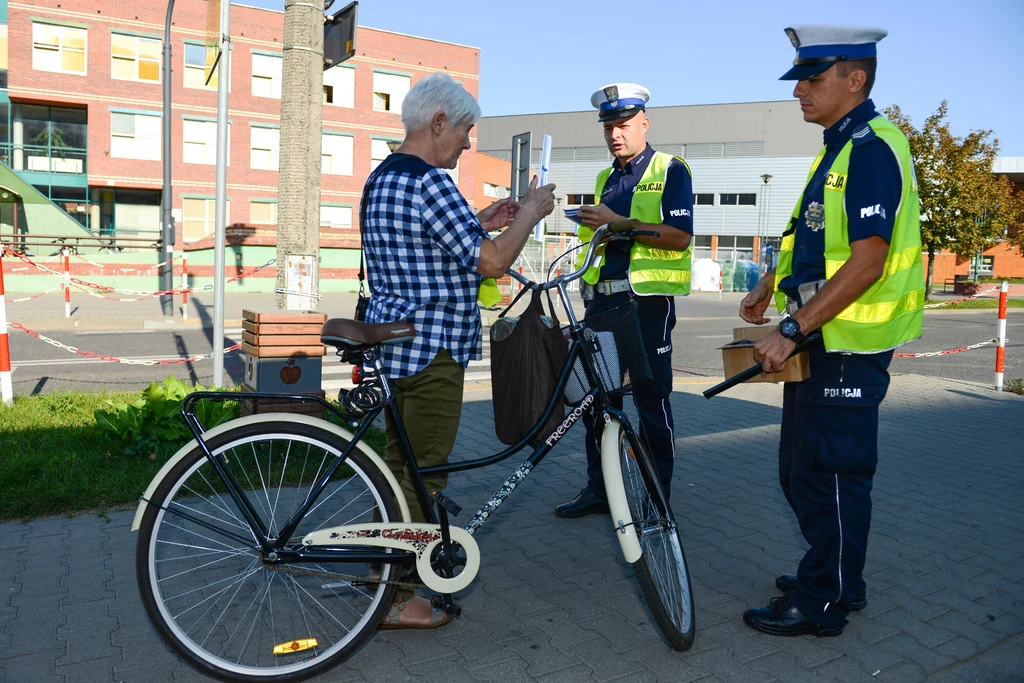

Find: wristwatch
<box><xmin>779</xmin><ymin>317</ymin><xmax>806</xmax><ymax>345</ymax></box>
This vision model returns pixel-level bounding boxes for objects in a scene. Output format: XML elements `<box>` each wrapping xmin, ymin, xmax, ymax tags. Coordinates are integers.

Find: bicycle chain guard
<box><xmin>302</xmin><ymin>523</ymin><xmax>481</xmax><ymax>594</ymax></box>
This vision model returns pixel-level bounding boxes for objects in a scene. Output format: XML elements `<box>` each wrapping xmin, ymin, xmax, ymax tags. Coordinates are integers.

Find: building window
<box><xmin>719</xmin><ymin>193</ymin><xmax>757</xmax><ymax>206</ymax></box>
<box><xmin>182</xmin><ymin>197</ymin><xmax>228</xmax><ymax>242</ymax></box>
<box><xmin>183</xmin><ymin>119</ymin><xmax>226</xmax><ymax>165</ymax></box>
<box><xmin>691</xmin><ymin>234</ymin><xmax>712</xmax><ymax>260</ymax></box>
<box><xmin>370</xmin><ymin>139</ymin><xmax>401</xmax><ymax>170</ymax></box>
<box><xmin>694</xmin><ymin>193</ymin><xmax>714</xmax><ymax>206</ymax></box>
<box><xmin>320</xmin><ymin>204</ymin><xmax>352</xmax><ymax>229</ymax></box>
<box><xmin>321</xmin><ymin>134</ymin><xmax>353</xmax><ymax>175</ymax></box>
<box><xmin>110</xmin><ymin>111</ymin><xmax>160</xmax><ymax>160</ymax></box>
<box><xmin>32</xmin><ymin>23</ymin><xmax>86</xmax><ymax>75</ymax></box>
<box><xmin>11</xmin><ymin>104</ymin><xmax>88</xmax><ymax>174</ymax></box>
<box><xmin>251</xmin><ymin>53</ymin><xmax>282</xmax><ymax>99</ymax></box>
<box><xmin>249</xmin><ymin>200</ymin><xmax>277</xmax><ymax>225</ymax></box>
<box><xmin>250</xmin><ymin>126</ymin><xmax>280</xmax><ymax>170</ymax></box>
<box><xmin>716</xmin><ymin>235</ymin><xmax>755</xmax><ymax>261</ymax></box>
<box><xmin>323</xmin><ymin>66</ymin><xmax>355</xmax><ymax>107</ymax></box>
<box><xmin>483</xmin><ymin>183</ymin><xmax>509</xmax><ymax>199</ymax></box>
<box><xmin>184</xmin><ymin>42</ymin><xmax>221</xmax><ymax>89</ymax></box>
<box><xmin>566</xmin><ymin>194</ymin><xmax>596</xmax><ymax>205</ymax></box>
<box><xmin>372</xmin><ymin>72</ymin><xmax>410</xmax><ymax>113</ymax></box>
<box><xmin>111</xmin><ymin>33</ymin><xmax>160</xmax><ymax>82</ymax></box>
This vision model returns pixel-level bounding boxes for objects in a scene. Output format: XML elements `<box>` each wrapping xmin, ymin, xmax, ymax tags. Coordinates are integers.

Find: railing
<box><xmin>0</xmin><ymin>143</ymin><xmax>88</xmax><ymax>175</ymax></box>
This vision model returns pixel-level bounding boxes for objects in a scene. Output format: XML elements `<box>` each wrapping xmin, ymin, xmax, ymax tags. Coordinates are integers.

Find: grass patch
<box><xmin>926</xmin><ymin>298</ymin><xmax>1024</xmax><ymax>310</ymax></box>
<box><xmin>977</xmin><ymin>277</ymin><xmax>1024</xmax><ymax>284</ymax></box>
<box><xmin>0</xmin><ymin>391</ymin><xmax>387</xmax><ymax>521</ymax></box>
<box><xmin>1004</xmin><ymin>379</ymin><xmax>1024</xmax><ymax>396</ymax></box>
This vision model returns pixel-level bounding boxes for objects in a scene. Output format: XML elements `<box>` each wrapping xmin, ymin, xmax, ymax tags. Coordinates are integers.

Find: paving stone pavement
<box><xmin>1</xmin><ymin>374</ymin><xmax>1022</xmax><ymax>683</ymax></box>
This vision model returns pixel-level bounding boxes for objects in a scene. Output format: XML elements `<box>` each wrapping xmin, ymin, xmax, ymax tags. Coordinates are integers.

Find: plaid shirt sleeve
<box><xmin>418</xmin><ymin>169</ymin><xmax>486</xmax><ymax>271</ymax></box>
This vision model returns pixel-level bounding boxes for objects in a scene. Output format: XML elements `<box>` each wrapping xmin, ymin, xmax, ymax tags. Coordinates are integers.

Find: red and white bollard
<box><xmin>718</xmin><ymin>266</ymin><xmax>723</xmax><ymax>301</ymax></box>
<box><xmin>995</xmin><ymin>280</ymin><xmax>1008</xmax><ymax>392</ymax></box>
<box><xmin>62</xmin><ymin>246</ymin><xmax>71</xmax><ymax>318</ymax></box>
<box><xmin>181</xmin><ymin>253</ymin><xmax>189</xmax><ymax>321</ymax></box>
<box><xmin>0</xmin><ymin>248</ymin><xmax>12</xmax><ymax>406</ymax></box>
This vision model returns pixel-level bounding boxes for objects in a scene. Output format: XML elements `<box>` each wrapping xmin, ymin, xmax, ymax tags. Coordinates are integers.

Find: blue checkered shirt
<box><xmin>363</xmin><ymin>154</ymin><xmax>487</xmax><ymax>379</ymax></box>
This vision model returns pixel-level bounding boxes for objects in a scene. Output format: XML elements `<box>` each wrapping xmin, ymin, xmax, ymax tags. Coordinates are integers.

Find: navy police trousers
<box><xmin>581</xmin><ymin>292</ymin><xmax>676</xmax><ymax>498</ymax></box>
<box><xmin>780</xmin><ymin>343</ymin><xmax>894</xmax><ymax>630</ymax></box>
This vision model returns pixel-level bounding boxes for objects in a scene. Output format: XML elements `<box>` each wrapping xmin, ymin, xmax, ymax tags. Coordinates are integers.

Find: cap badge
<box><xmin>785</xmin><ymin>28</ymin><xmax>800</xmax><ymax>47</ymax></box>
<box><xmin>603</xmin><ymin>85</ymin><xmax>619</xmax><ymax>103</ymax></box>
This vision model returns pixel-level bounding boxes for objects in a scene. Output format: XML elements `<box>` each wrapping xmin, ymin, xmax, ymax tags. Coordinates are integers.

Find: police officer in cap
<box><xmin>555</xmin><ymin>84</ymin><xmax>694</xmax><ymax>517</ymax></box>
<box><xmin>740</xmin><ymin>26</ymin><xmax>923</xmax><ymax>636</ymax></box>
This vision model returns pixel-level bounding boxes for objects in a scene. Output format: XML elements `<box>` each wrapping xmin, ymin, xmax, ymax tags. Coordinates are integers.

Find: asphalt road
<box><xmin>5</xmin><ymin>295</ymin><xmax>1022</xmax><ymax>396</ymax></box>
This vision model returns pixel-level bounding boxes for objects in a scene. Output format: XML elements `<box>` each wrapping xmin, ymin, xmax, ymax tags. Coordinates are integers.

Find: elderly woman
<box><xmin>362</xmin><ymin>72</ymin><xmax>555</xmax><ymax>628</ymax></box>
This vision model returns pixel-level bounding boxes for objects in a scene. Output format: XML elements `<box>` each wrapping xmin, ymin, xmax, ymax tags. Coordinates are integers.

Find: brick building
<box><xmin>0</xmin><ymin>0</ymin><xmax>510</xmax><ymax>291</ymax></box>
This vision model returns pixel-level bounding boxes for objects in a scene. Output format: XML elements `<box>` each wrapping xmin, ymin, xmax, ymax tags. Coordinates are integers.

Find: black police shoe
<box><xmin>775</xmin><ymin>574</ymin><xmax>867</xmax><ymax>611</ymax></box>
<box><xmin>743</xmin><ymin>595</ymin><xmax>844</xmax><ymax>637</ymax></box>
<box><xmin>554</xmin><ymin>488</ymin><xmax>610</xmax><ymax>518</ymax></box>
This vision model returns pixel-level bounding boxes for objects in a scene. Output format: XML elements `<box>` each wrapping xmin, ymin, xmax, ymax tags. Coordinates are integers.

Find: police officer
<box><xmin>555</xmin><ymin>83</ymin><xmax>694</xmax><ymax>517</ymax></box>
<box><xmin>739</xmin><ymin>26</ymin><xmax>923</xmax><ymax>636</ymax></box>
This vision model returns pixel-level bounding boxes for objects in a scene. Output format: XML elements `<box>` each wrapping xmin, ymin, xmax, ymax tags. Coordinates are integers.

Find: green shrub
<box><xmin>94</xmin><ymin>375</ymin><xmax>238</xmax><ymax>456</ymax></box>
<box><xmin>1004</xmin><ymin>379</ymin><xmax>1024</xmax><ymax>396</ymax></box>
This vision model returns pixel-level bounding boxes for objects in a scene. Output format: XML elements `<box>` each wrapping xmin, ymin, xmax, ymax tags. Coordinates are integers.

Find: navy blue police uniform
<box><xmin>746</xmin><ymin>24</ymin><xmax>909</xmax><ymax>635</ymax></box>
<box><xmin>775</xmin><ymin>98</ymin><xmax>902</xmax><ymax>631</ymax></box>
<box><xmin>579</xmin><ymin>143</ymin><xmax>694</xmax><ymax>499</ymax></box>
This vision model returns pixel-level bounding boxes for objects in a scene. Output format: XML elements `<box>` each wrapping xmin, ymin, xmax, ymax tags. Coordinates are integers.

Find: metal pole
<box><xmin>0</xmin><ymin>247</ymin><xmax>12</xmax><ymax>406</ymax></box>
<box><xmin>212</xmin><ymin>0</ymin><xmax>231</xmax><ymax>386</ymax></box>
<box><xmin>160</xmin><ymin>0</ymin><xmax>176</xmax><ymax>316</ymax></box>
<box><xmin>995</xmin><ymin>280</ymin><xmax>1008</xmax><ymax>392</ymax></box>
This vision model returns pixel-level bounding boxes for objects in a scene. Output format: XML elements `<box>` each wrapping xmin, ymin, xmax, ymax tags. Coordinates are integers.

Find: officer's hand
<box><xmin>577</xmin><ymin>203</ymin><xmax>624</xmax><ymax>228</ymax></box>
<box><xmin>520</xmin><ymin>176</ymin><xmax>556</xmax><ymax>224</ymax></box>
<box><xmin>739</xmin><ymin>277</ymin><xmax>773</xmax><ymax>325</ymax></box>
<box><xmin>753</xmin><ymin>330</ymin><xmax>796</xmax><ymax>374</ymax></box>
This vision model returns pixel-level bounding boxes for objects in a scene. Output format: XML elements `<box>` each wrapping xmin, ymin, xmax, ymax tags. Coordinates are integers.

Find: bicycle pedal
<box><xmin>430</xmin><ymin>490</ymin><xmax>462</xmax><ymax>516</ymax></box>
<box><xmin>430</xmin><ymin>594</ymin><xmax>462</xmax><ymax>617</ymax></box>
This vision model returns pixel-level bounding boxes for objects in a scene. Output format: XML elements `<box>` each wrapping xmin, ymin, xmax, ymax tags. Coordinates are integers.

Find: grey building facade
<box><xmin>478</xmin><ymin>100</ymin><xmax>824</xmax><ymax>262</ymax></box>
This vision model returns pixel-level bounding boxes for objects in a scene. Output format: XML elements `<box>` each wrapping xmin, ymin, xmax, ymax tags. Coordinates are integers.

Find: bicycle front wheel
<box><xmin>136</xmin><ymin>419</ymin><xmax>402</xmax><ymax>682</ymax></box>
<box><xmin>618</xmin><ymin>427</ymin><xmax>695</xmax><ymax>650</ymax></box>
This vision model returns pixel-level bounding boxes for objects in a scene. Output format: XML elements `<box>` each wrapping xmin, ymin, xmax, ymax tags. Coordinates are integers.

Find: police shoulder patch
<box><xmin>850</xmin><ymin>123</ymin><xmax>877</xmax><ymax>147</ymax></box>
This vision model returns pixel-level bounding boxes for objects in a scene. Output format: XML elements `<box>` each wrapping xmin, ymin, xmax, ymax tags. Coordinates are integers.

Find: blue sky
<box><xmin>239</xmin><ymin>0</ymin><xmax>1024</xmax><ymax>155</ymax></box>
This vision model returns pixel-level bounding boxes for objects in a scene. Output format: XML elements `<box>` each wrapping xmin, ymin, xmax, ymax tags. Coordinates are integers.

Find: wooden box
<box><xmin>240</xmin><ymin>385</ymin><xmax>326</xmax><ymax>418</ymax></box>
<box><xmin>720</xmin><ymin>325</ymin><xmax>811</xmax><ymax>384</ymax></box>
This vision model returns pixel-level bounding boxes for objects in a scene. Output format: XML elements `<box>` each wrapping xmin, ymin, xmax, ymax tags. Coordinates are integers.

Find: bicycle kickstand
<box><xmin>430</xmin><ymin>490</ymin><xmax>464</xmax><ymax>617</ymax></box>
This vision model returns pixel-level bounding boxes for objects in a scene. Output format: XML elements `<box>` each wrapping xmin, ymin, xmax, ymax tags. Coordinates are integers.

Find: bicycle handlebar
<box><xmin>506</xmin><ymin>220</ymin><xmax>662</xmax><ymax>291</ymax></box>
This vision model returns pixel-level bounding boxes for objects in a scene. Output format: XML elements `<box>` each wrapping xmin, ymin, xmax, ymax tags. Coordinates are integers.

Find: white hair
<box><xmin>401</xmin><ymin>72</ymin><xmax>481</xmax><ymax>134</ymax></box>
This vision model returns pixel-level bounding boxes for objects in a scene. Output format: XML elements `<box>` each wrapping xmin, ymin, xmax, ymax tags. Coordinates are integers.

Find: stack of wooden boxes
<box><xmin>240</xmin><ymin>309</ymin><xmax>327</xmax><ymax>417</ymax></box>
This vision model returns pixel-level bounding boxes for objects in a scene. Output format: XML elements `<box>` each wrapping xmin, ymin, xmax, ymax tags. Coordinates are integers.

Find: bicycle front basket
<box><xmin>563</xmin><ymin>302</ymin><xmax>652</xmax><ymax>405</ymax></box>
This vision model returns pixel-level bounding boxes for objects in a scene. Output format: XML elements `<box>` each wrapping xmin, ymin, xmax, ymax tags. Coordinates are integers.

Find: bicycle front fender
<box><xmin>130</xmin><ymin>413</ymin><xmax>411</xmax><ymax>532</ymax></box>
<box><xmin>601</xmin><ymin>418</ymin><xmax>642</xmax><ymax>564</ymax></box>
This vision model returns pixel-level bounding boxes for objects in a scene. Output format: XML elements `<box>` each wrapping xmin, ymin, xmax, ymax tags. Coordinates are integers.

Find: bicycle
<box><xmin>131</xmin><ymin>222</ymin><xmax>696</xmax><ymax>682</ymax></box>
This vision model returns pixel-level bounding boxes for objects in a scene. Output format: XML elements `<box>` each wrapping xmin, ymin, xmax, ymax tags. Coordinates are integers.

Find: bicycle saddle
<box><xmin>321</xmin><ymin>319</ymin><xmax>417</xmax><ymax>348</ymax></box>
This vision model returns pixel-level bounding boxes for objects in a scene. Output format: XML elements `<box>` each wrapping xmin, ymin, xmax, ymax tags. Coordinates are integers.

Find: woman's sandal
<box><xmin>377</xmin><ymin>596</ymin><xmax>454</xmax><ymax>630</ymax></box>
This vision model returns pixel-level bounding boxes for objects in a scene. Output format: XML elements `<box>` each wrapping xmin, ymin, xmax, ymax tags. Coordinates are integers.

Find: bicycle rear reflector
<box><xmin>273</xmin><ymin>639</ymin><xmax>318</xmax><ymax>655</ymax></box>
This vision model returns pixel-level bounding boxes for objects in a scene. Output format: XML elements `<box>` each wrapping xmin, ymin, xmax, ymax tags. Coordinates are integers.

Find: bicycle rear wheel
<box><xmin>617</xmin><ymin>426</ymin><xmax>695</xmax><ymax>650</ymax></box>
<box><xmin>136</xmin><ymin>419</ymin><xmax>402</xmax><ymax>682</ymax></box>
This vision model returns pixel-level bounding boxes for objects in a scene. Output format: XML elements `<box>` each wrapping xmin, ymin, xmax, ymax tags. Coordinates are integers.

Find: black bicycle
<box><xmin>132</xmin><ymin>222</ymin><xmax>695</xmax><ymax>682</ymax></box>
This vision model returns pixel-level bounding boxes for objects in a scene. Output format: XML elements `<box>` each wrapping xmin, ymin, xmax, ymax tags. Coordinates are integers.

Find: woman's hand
<box><xmin>739</xmin><ymin>272</ymin><xmax>776</xmax><ymax>325</ymax></box>
<box><xmin>478</xmin><ymin>196</ymin><xmax>521</xmax><ymax>232</ymax></box>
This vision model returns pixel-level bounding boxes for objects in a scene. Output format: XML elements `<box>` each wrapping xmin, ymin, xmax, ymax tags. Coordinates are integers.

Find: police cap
<box><xmin>780</xmin><ymin>25</ymin><xmax>887</xmax><ymax>81</ymax></box>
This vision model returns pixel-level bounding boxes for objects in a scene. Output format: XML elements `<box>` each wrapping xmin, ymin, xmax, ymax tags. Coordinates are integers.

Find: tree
<box><xmin>885</xmin><ymin>101</ymin><xmax>1017</xmax><ymax>298</ymax></box>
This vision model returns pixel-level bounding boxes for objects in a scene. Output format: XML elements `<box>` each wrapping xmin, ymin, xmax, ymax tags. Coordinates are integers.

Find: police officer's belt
<box><xmin>594</xmin><ymin>279</ymin><xmax>631</xmax><ymax>295</ymax></box>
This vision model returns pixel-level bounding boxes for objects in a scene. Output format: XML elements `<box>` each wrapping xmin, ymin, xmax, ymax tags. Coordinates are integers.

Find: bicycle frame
<box><xmin>170</xmin><ymin>224</ymin><xmax>661</xmax><ymax>564</ymax></box>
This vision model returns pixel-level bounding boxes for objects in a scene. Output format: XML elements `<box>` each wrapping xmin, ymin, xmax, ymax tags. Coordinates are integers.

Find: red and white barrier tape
<box><xmin>894</xmin><ymin>338</ymin><xmax>999</xmax><ymax>358</ymax></box>
<box><xmin>6</xmin><ymin>322</ymin><xmax>241</xmax><ymax>365</ymax></box>
<box><xmin>2</xmin><ymin>248</ymin><xmax>275</xmax><ymax>297</ymax></box>
<box><xmin>923</xmin><ymin>286</ymin><xmax>1000</xmax><ymax>308</ymax></box>
<box><xmin>72</xmin><ymin>253</ymin><xmax>181</xmax><ymax>272</ymax></box>
<box><xmin>6</xmin><ymin>284</ymin><xmax>63</xmax><ymax>303</ymax></box>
